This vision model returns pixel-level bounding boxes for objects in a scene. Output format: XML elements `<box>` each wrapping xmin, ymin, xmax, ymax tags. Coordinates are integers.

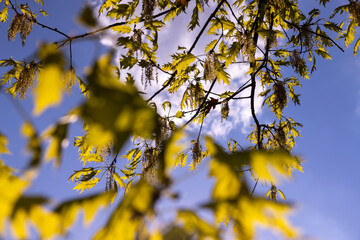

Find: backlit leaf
<box><xmin>33</xmin><ymin>66</ymin><xmax>64</xmax><ymax>115</ymax></box>
<box><xmin>93</xmin><ymin>181</ymin><xmax>156</xmax><ymax>240</ymax></box>
<box><xmin>0</xmin><ymin>133</ymin><xmax>9</xmax><ymax>154</ymax></box>
<box><xmin>73</xmin><ymin>178</ymin><xmax>100</xmax><ymax>193</ymax></box>
<box><xmin>43</xmin><ymin>122</ymin><xmax>68</xmax><ymax>167</ymax></box>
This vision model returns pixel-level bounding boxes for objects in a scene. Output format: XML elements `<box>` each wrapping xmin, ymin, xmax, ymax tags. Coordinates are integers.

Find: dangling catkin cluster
<box><xmin>64</xmin><ymin>67</ymin><xmax>76</xmax><ymax>94</ymax></box>
<box><xmin>156</xmin><ymin>117</ymin><xmax>169</xmax><ymax>149</ymax></box>
<box><xmin>289</xmin><ymin>49</ymin><xmax>304</xmax><ymax>74</ymax></box>
<box><xmin>349</xmin><ymin>0</ymin><xmax>360</xmax><ymax>25</ymax></box>
<box><xmin>8</xmin><ymin>13</ymin><xmax>33</xmax><ymax>46</ymax></box>
<box><xmin>204</xmin><ymin>51</ymin><xmax>218</xmax><ymax>81</ymax></box>
<box><xmin>270</xmin><ymin>184</ymin><xmax>278</xmax><ymax>202</ymax></box>
<box><xmin>300</xmin><ymin>22</ymin><xmax>314</xmax><ymax>51</ymax></box>
<box><xmin>141</xmin><ymin>62</ymin><xmax>157</xmax><ymax>89</ymax></box>
<box><xmin>130</xmin><ymin>29</ymin><xmax>143</xmax><ymax>57</ymax></box>
<box><xmin>221</xmin><ymin>100</ymin><xmax>229</xmax><ymax>121</ymax></box>
<box><xmin>237</xmin><ymin>30</ymin><xmax>255</xmax><ymax>61</ymax></box>
<box><xmin>266</xmin><ymin>30</ymin><xmax>278</xmax><ymax>48</ymax></box>
<box><xmin>274</xmin><ymin>125</ymin><xmax>286</xmax><ymax>149</ymax></box>
<box><xmin>191</xmin><ymin>139</ymin><xmax>202</xmax><ymax>168</ymax></box>
<box><xmin>141</xmin><ymin>0</ymin><xmax>156</xmax><ymax>23</ymax></box>
<box><xmin>15</xmin><ymin>62</ymin><xmax>37</xmax><ymax>99</ymax></box>
<box><xmin>270</xmin><ymin>0</ymin><xmax>285</xmax><ymax>9</ymax></box>
<box><xmin>198</xmin><ymin>0</ymin><xmax>209</xmax><ymax>8</ymax></box>
<box><xmin>102</xmin><ymin>143</ymin><xmax>114</xmax><ymax>191</ymax></box>
<box><xmin>273</xmin><ymin>81</ymin><xmax>287</xmax><ymax>110</ymax></box>
<box><xmin>131</xmin><ymin>29</ymin><xmax>143</xmax><ymax>45</ymax></box>
<box><xmin>142</xmin><ymin>147</ymin><xmax>158</xmax><ymax>184</ymax></box>
<box><xmin>187</xmin><ymin>82</ymin><xmax>204</xmax><ymax>109</ymax></box>
<box><xmin>105</xmin><ymin>165</ymin><xmax>115</xmax><ymax>191</ymax></box>
<box><xmin>100</xmin><ymin>143</ymin><xmax>112</xmax><ymax>158</ymax></box>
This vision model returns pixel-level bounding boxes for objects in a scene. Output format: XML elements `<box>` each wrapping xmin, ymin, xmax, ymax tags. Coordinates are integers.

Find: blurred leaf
<box><xmin>177</xmin><ymin>210</ymin><xmax>219</xmax><ymax>239</ymax></box>
<box><xmin>93</xmin><ymin>181</ymin><xmax>156</xmax><ymax>240</ymax></box>
<box><xmin>0</xmin><ymin>162</ymin><xmax>28</xmax><ymax>235</ymax></box>
<box><xmin>21</xmin><ymin>122</ymin><xmax>42</xmax><ymax>170</ymax></box>
<box><xmin>55</xmin><ymin>192</ymin><xmax>112</xmax><ymax>232</ymax></box>
<box><xmin>0</xmin><ymin>133</ymin><xmax>9</xmax><ymax>154</ymax></box>
<box><xmin>79</xmin><ymin>54</ymin><xmax>157</xmax><ymax>152</ymax></box>
<box><xmin>78</xmin><ymin>5</ymin><xmax>97</xmax><ymax>27</ymax></box>
<box><xmin>206</xmin><ymin>137</ymin><xmax>243</xmax><ymax>200</ymax></box>
<box><xmin>163</xmin><ymin>131</ymin><xmax>187</xmax><ymax>177</ymax></box>
<box><xmin>43</xmin><ymin>122</ymin><xmax>68</xmax><ymax>167</ymax></box>
<box><xmin>163</xmin><ymin>226</ymin><xmax>192</xmax><ymax>240</ymax></box>
<box><xmin>33</xmin><ymin>65</ymin><xmax>64</xmax><ymax>115</ymax></box>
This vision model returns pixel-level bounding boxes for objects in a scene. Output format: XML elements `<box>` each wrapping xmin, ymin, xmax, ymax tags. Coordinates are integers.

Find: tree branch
<box><xmin>146</xmin><ymin>0</ymin><xmax>226</xmax><ymax>102</ymax></box>
<box><xmin>184</xmin><ymin>78</ymin><xmax>217</xmax><ymax>126</ymax></box>
<box><xmin>283</xmin><ymin>19</ymin><xmax>344</xmax><ymax>52</ymax></box>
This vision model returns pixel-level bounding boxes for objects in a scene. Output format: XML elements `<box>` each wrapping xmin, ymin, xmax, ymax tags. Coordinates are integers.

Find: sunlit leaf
<box><xmin>73</xmin><ymin>178</ymin><xmax>100</xmax><ymax>193</ymax></box>
<box><xmin>0</xmin><ymin>133</ymin><xmax>9</xmax><ymax>154</ymax></box>
<box><xmin>177</xmin><ymin>210</ymin><xmax>219</xmax><ymax>239</ymax></box>
<box><xmin>206</xmin><ymin>137</ymin><xmax>244</xmax><ymax>200</ymax></box>
<box><xmin>0</xmin><ymin>6</ymin><xmax>8</xmax><ymax>22</ymax></box>
<box><xmin>113</xmin><ymin>172</ymin><xmax>126</xmax><ymax>188</ymax></box>
<box><xmin>43</xmin><ymin>122</ymin><xmax>68</xmax><ymax>167</ymax></box>
<box><xmin>93</xmin><ymin>181</ymin><xmax>156</xmax><ymax>240</ymax></box>
<box><xmin>21</xmin><ymin>122</ymin><xmax>42</xmax><ymax>170</ymax></box>
<box><xmin>55</xmin><ymin>192</ymin><xmax>112</xmax><ymax>232</ymax></box>
<box><xmin>33</xmin><ymin>65</ymin><xmax>64</xmax><ymax>115</ymax></box>
<box><xmin>78</xmin><ymin>5</ymin><xmax>97</xmax><ymax>27</ymax></box>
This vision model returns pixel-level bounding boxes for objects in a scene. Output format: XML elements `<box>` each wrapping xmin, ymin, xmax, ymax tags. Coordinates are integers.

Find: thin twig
<box><xmin>251</xmin><ymin>179</ymin><xmax>259</xmax><ymax>196</ymax></box>
<box><xmin>283</xmin><ymin>19</ymin><xmax>344</xmax><ymax>52</ymax></box>
<box><xmin>146</xmin><ymin>0</ymin><xmax>227</xmax><ymax>102</ymax></box>
<box><xmin>184</xmin><ymin>78</ymin><xmax>217</xmax><ymax>126</ymax></box>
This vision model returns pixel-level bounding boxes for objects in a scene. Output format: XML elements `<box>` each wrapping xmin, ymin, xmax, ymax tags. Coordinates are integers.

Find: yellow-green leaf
<box><xmin>0</xmin><ymin>133</ymin><xmax>9</xmax><ymax>154</ymax></box>
<box><xmin>111</xmin><ymin>25</ymin><xmax>132</xmax><ymax>34</ymax></box>
<box><xmin>73</xmin><ymin>178</ymin><xmax>100</xmax><ymax>193</ymax></box>
<box><xmin>43</xmin><ymin>123</ymin><xmax>68</xmax><ymax>167</ymax></box>
<box><xmin>175</xmin><ymin>54</ymin><xmax>196</xmax><ymax>72</ymax></box>
<box><xmin>113</xmin><ymin>172</ymin><xmax>126</xmax><ymax>188</ymax></box>
<box><xmin>0</xmin><ymin>6</ymin><xmax>8</xmax><ymax>22</ymax></box>
<box><xmin>33</xmin><ymin>66</ymin><xmax>64</xmax><ymax>115</ymax></box>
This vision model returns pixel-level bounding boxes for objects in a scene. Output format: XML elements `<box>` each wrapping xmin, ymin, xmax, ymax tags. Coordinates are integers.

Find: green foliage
<box><xmin>0</xmin><ymin>0</ymin><xmax>358</xmax><ymax>239</ymax></box>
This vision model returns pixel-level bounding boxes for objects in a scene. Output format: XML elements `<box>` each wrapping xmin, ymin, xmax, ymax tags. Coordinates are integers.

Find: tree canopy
<box><xmin>0</xmin><ymin>0</ymin><xmax>359</xmax><ymax>239</ymax></box>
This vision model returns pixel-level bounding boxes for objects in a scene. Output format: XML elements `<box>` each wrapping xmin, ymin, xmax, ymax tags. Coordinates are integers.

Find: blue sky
<box><xmin>1</xmin><ymin>0</ymin><xmax>360</xmax><ymax>239</ymax></box>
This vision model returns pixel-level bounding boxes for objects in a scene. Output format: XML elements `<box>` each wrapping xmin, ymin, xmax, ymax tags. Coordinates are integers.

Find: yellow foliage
<box><xmin>209</xmin><ymin>157</ymin><xmax>241</xmax><ymax>200</ymax></box>
<box><xmin>55</xmin><ymin>192</ymin><xmax>112</xmax><ymax>233</ymax></box>
<box><xmin>93</xmin><ymin>181</ymin><xmax>155</xmax><ymax>240</ymax></box>
<box><xmin>21</xmin><ymin>122</ymin><xmax>35</xmax><ymax>137</ymax></box>
<box><xmin>177</xmin><ymin>210</ymin><xmax>220</xmax><ymax>239</ymax></box>
<box><xmin>0</xmin><ymin>134</ymin><xmax>9</xmax><ymax>154</ymax></box>
<box><xmin>206</xmin><ymin>136</ymin><xmax>242</xmax><ymax>200</ymax></box>
<box><xmin>43</xmin><ymin>122</ymin><xmax>68</xmax><ymax>167</ymax></box>
<box><xmin>249</xmin><ymin>151</ymin><xmax>302</xmax><ymax>183</ymax></box>
<box><xmin>33</xmin><ymin>65</ymin><xmax>64</xmax><ymax>115</ymax></box>
<box><xmin>11</xmin><ymin>209</ymin><xmax>28</xmax><ymax>239</ymax></box>
<box><xmin>85</xmin><ymin>124</ymin><xmax>114</xmax><ymax>149</ymax></box>
<box><xmin>30</xmin><ymin>206</ymin><xmax>60</xmax><ymax>238</ymax></box>
<box><xmin>73</xmin><ymin>177</ymin><xmax>100</xmax><ymax>193</ymax></box>
<box><xmin>0</xmin><ymin>165</ymin><xmax>28</xmax><ymax>235</ymax></box>
<box><xmin>164</xmin><ymin>130</ymin><xmax>187</xmax><ymax>176</ymax></box>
